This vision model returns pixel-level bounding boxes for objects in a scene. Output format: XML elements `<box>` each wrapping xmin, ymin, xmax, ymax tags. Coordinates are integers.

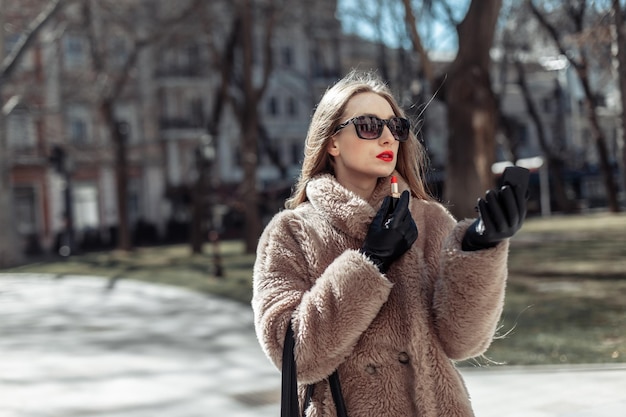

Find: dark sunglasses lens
<box><xmin>354</xmin><ymin>116</ymin><xmax>383</xmax><ymax>139</ymax></box>
<box><xmin>389</xmin><ymin>117</ymin><xmax>410</xmax><ymax>141</ymax></box>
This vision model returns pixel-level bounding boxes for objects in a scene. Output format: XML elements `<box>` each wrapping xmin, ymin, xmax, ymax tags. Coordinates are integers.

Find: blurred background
<box><xmin>1</xmin><ymin>0</ymin><xmax>625</xmax><ymax>261</ymax></box>
<box><xmin>0</xmin><ymin>0</ymin><xmax>625</xmax><ymax>415</ymax></box>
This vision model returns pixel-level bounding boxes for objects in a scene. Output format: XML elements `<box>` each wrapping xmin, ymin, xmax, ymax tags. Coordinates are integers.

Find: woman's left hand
<box><xmin>462</xmin><ymin>182</ymin><xmax>527</xmax><ymax>251</ymax></box>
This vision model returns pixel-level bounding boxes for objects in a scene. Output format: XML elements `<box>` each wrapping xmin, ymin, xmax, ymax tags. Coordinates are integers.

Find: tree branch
<box><xmin>528</xmin><ymin>0</ymin><xmax>583</xmax><ymax>71</ymax></box>
<box><xmin>401</xmin><ymin>0</ymin><xmax>435</xmax><ymax>87</ymax></box>
<box><xmin>89</xmin><ymin>0</ymin><xmax>204</xmax><ymax>101</ymax></box>
<box><xmin>255</xmin><ymin>0</ymin><xmax>280</xmax><ymax>101</ymax></box>
<box><xmin>1</xmin><ymin>0</ymin><xmax>68</xmax><ymax>80</ymax></box>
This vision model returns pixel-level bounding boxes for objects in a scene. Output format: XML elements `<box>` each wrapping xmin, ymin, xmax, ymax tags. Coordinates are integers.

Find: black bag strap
<box><xmin>281</xmin><ymin>323</ymin><xmax>299</xmax><ymax>417</ymax></box>
<box><xmin>281</xmin><ymin>321</ymin><xmax>348</xmax><ymax>417</ymax></box>
<box><xmin>329</xmin><ymin>370</ymin><xmax>348</xmax><ymax>416</ymax></box>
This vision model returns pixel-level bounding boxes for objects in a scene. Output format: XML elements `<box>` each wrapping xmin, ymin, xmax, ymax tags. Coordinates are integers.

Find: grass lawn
<box><xmin>474</xmin><ymin>211</ymin><xmax>626</xmax><ymax>367</ymax></box>
<box><xmin>3</xmin><ymin>241</ymin><xmax>256</xmax><ymax>304</ymax></box>
<box><xmin>3</xmin><ymin>211</ymin><xmax>625</xmax><ymax>366</ymax></box>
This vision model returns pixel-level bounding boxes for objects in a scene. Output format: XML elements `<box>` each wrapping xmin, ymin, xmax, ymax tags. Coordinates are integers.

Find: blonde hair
<box><xmin>285</xmin><ymin>70</ymin><xmax>433</xmax><ymax>209</ymax></box>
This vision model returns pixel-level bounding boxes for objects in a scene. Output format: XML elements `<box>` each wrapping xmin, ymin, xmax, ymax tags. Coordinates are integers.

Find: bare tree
<box><xmin>496</xmin><ymin>3</ymin><xmax>577</xmax><ymax>212</ymax></box>
<box><xmin>81</xmin><ymin>0</ymin><xmax>203</xmax><ymax>251</ymax></box>
<box><xmin>401</xmin><ymin>0</ymin><xmax>502</xmax><ymax>219</ymax></box>
<box><xmin>0</xmin><ymin>0</ymin><xmax>68</xmax><ymax>267</ymax></box>
<box><xmin>189</xmin><ymin>7</ymin><xmax>240</xmax><ymax>256</ymax></box>
<box><xmin>514</xmin><ymin>59</ymin><xmax>576</xmax><ymax>212</ymax></box>
<box><xmin>178</xmin><ymin>0</ymin><xmax>282</xmax><ymax>256</ymax></box>
<box><xmin>226</xmin><ymin>0</ymin><xmax>281</xmax><ymax>253</ymax></box>
<box><xmin>529</xmin><ymin>0</ymin><xmax>621</xmax><ymax>213</ymax></box>
<box><xmin>401</xmin><ymin>0</ymin><xmax>436</xmax><ymax>87</ymax></box>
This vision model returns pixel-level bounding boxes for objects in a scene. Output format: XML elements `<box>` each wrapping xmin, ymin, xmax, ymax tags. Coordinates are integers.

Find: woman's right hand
<box><xmin>360</xmin><ymin>190</ymin><xmax>418</xmax><ymax>273</ymax></box>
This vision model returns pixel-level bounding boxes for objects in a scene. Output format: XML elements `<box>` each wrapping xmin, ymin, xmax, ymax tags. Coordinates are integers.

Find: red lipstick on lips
<box><xmin>377</xmin><ymin>150</ymin><xmax>394</xmax><ymax>162</ymax></box>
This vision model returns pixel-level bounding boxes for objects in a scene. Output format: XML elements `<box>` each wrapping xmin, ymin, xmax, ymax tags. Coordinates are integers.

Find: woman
<box><xmin>252</xmin><ymin>70</ymin><xmax>526</xmax><ymax>417</ymax></box>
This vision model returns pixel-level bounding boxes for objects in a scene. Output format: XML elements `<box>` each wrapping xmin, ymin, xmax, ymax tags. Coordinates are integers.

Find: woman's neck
<box><xmin>335</xmin><ymin>173</ymin><xmax>378</xmax><ymax>201</ymax></box>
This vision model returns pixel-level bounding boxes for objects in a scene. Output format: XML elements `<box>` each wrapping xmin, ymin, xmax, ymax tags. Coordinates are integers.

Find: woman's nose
<box><xmin>379</xmin><ymin>125</ymin><xmax>395</xmax><ymax>144</ymax></box>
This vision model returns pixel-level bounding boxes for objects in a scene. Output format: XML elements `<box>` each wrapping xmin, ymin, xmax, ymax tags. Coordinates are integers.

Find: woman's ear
<box><xmin>327</xmin><ymin>139</ymin><xmax>340</xmax><ymax>157</ymax></box>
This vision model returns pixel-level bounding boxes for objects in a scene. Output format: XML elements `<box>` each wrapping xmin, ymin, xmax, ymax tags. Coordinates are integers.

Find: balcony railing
<box><xmin>154</xmin><ymin>65</ymin><xmax>205</xmax><ymax>78</ymax></box>
<box><xmin>159</xmin><ymin>118</ymin><xmax>205</xmax><ymax>130</ymax></box>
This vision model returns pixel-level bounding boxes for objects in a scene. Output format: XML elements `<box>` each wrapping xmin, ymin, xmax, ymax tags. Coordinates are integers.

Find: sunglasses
<box><xmin>334</xmin><ymin>115</ymin><xmax>411</xmax><ymax>142</ymax></box>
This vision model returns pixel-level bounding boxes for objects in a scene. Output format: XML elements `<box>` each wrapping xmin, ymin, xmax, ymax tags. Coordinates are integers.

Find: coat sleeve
<box><xmin>424</xmin><ymin>205</ymin><xmax>509</xmax><ymax>361</ymax></box>
<box><xmin>252</xmin><ymin>210</ymin><xmax>393</xmax><ymax>384</ymax></box>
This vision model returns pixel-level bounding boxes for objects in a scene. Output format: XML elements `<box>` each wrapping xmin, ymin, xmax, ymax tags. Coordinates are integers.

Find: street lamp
<box><xmin>49</xmin><ymin>145</ymin><xmax>75</xmax><ymax>257</ymax></box>
<box><xmin>197</xmin><ymin>133</ymin><xmax>216</xmax><ymax>163</ymax></box>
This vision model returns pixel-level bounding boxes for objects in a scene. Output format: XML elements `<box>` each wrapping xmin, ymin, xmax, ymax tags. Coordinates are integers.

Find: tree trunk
<box><xmin>233</xmin><ymin>0</ymin><xmax>277</xmax><ymax>254</ymax></box>
<box><xmin>444</xmin><ymin>0</ymin><xmax>502</xmax><ymax>220</ymax></box>
<box><xmin>613</xmin><ymin>0</ymin><xmax>626</xmax><ymax>205</ymax></box>
<box><xmin>102</xmin><ymin>101</ymin><xmax>132</xmax><ymax>251</ymax></box>
<box><xmin>190</xmin><ymin>160</ymin><xmax>206</xmax><ymax>254</ymax></box>
<box><xmin>114</xmin><ymin>123</ymin><xmax>131</xmax><ymax>252</ymax></box>
<box><xmin>240</xmin><ymin>0</ymin><xmax>261</xmax><ymax>253</ymax></box>
<box><xmin>242</xmin><ymin>115</ymin><xmax>261</xmax><ymax>254</ymax></box>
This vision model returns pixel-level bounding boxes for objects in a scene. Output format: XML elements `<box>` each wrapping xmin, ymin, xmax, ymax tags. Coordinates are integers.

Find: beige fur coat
<box><xmin>252</xmin><ymin>173</ymin><xmax>509</xmax><ymax>417</ymax></box>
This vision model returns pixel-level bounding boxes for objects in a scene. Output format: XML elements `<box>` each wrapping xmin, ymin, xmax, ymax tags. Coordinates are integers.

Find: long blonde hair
<box><xmin>285</xmin><ymin>70</ymin><xmax>433</xmax><ymax>209</ymax></box>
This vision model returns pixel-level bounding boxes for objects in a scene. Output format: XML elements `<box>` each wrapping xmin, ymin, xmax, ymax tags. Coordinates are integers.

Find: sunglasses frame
<box><xmin>334</xmin><ymin>115</ymin><xmax>410</xmax><ymax>142</ymax></box>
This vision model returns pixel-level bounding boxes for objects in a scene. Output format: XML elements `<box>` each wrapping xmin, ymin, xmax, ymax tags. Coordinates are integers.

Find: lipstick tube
<box><xmin>390</xmin><ymin>176</ymin><xmax>400</xmax><ymax>210</ymax></box>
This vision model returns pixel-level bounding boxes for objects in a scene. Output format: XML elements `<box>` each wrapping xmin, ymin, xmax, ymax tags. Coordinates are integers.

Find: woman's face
<box><xmin>328</xmin><ymin>92</ymin><xmax>399</xmax><ymax>190</ymax></box>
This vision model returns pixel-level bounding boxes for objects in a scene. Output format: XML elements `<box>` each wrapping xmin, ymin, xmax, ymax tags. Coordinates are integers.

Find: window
<box><xmin>291</xmin><ymin>142</ymin><xmax>302</xmax><ymax>165</ymax></box>
<box><xmin>63</xmin><ymin>34</ymin><xmax>87</xmax><ymax>68</ymax></box>
<box><xmin>110</xmin><ymin>36</ymin><xmax>128</xmax><ymax>68</ymax></box>
<box><xmin>190</xmin><ymin>97</ymin><xmax>204</xmax><ymax>127</ymax></box>
<box><xmin>282</xmin><ymin>46</ymin><xmax>293</xmax><ymax>68</ymax></box>
<box><xmin>67</xmin><ymin>105</ymin><xmax>91</xmax><ymax>145</ymax></box>
<box><xmin>234</xmin><ymin>145</ymin><xmax>242</xmax><ymax>167</ymax></box>
<box><xmin>70</xmin><ymin>119</ymin><xmax>88</xmax><ymax>144</ymax></box>
<box><xmin>73</xmin><ymin>183</ymin><xmax>99</xmax><ymax>230</ymax></box>
<box><xmin>13</xmin><ymin>186</ymin><xmax>37</xmax><ymax>235</ymax></box>
<box><xmin>127</xmin><ymin>179</ymin><xmax>141</xmax><ymax>226</ymax></box>
<box><xmin>287</xmin><ymin>97</ymin><xmax>297</xmax><ymax>116</ymax></box>
<box><xmin>187</xmin><ymin>44</ymin><xmax>201</xmax><ymax>75</ymax></box>
<box><xmin>7</xmin><ymin>110</ymin><xmax>36</xmax><ymax>149</ymax></box>
<box><xmin>594</xmin><ymin>94</ymin><xmax>606</xmax><ymax>108</ymax></box>
<box><xmin>517</xmin><ymin>123</ymin><xmax>529</xmax><ymax>148</ymax></box>
<box><xmin>268</xmin><ymin>96</ymin><xmax>279</xmax><ymax>116</ymax></box>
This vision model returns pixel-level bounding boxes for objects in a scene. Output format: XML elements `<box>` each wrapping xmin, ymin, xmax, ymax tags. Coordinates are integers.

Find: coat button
<box><xmin>398</xmin><ymin>352</ymin><xmax>410</xmax><ymax>364</ymax></box>
<box><xmin>365</xmin><ymin>364</ymin><xmax>377</xmax><ymax>375</ymax></box>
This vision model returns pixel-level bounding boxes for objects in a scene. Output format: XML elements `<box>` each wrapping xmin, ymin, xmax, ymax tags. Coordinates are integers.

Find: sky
<box><xmin>336</xmin><ymin>0</ymin><xmax>470</xmax><ymax>53</ymax></box>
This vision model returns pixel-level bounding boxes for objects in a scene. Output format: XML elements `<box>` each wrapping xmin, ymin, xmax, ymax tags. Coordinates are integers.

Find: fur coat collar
<box><xmin>305</xmin><ymin>173</ymin><xmax>407</xmax><ymax>241</ymax></box>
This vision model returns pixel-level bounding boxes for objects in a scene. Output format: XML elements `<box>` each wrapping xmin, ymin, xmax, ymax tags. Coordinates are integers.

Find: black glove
<box><xmin>361</xmin><ymin>190</ymin><xmax>418</xmax><ymax>272</ymax></box>
<box><xmin>462</xmin><ymin>183</ymin><xmax>527</xmax><ymax>251</ymax></box>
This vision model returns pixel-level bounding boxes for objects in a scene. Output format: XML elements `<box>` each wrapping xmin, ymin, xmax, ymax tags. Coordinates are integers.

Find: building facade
<box><xmin>3</xmin><ymin>0</ymin><xmax>344</xmax><ymax>254</ymax></box>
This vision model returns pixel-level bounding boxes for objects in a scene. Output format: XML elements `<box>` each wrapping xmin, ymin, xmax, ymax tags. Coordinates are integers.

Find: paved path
<box><xmin>1</xmin><ymin>273</ymin><xmax>624</xmax><ymax>417</ymax></box>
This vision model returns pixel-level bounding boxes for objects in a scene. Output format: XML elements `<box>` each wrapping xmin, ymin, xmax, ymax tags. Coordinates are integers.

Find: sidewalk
<box><xmin>0</xmin><ymin>273</ymin><xmax>624</xmax><ymax>417</ymax></box>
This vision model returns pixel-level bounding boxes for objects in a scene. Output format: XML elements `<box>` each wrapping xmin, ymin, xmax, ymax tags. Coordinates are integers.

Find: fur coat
<box><xmin>252</xmin><ymin>173</ymin><xmax>509</xmax><ymax>417</ymax></box>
